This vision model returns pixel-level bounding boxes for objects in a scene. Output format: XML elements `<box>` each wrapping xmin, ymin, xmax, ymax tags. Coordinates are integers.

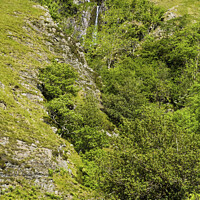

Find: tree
<box><xmin>39</xmin><ymin>61</ymin><xmax>78</xmax><ymax>100</ymax></box>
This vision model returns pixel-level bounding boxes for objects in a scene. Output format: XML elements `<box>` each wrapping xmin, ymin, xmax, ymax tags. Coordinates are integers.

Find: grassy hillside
<box><xmin>0</xmin><ymin>0</ymin><xmax>99</xmax><ymax>199</ymax></box>
<box><xmin>0</xmin><ymin>0</ymin><xmax>57</xmax><ymax>146</ymax></box>
<box><xmin>152</xmin><ymin>0</ymin><xmax>200</xmax><ymax>21</ymax></box>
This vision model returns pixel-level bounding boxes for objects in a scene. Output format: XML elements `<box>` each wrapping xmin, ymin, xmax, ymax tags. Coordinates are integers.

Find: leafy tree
<box><xmin>39</xmin><ymin>61</ymin><xmax>79</xmax><ymax>100</ymax></box>
<box><xmin>73</xmin><ymin>126</ymin><xmax>108</xmax><ymax>153</ymax></box>
<box><xmin>46</xmin><ymin>94</ymin><xmax>82</xmax><ymax>135</ymax></box>
<box><xmin>101</xmin><ymin>64</ymin><xmax>146</xmax><ymax>125</ymax></box>
<box><xmin>39</xmin><ymin>61</ymin><xmax>81</xmax><ymax>137</ymax></box>
<box><xmin>40</xmin><ymin>62</ymin><xmax>111</xmax><ymax>149</ymax></box>
<box><xmin>75</xmin><ymin>92</ymin><xmax>107</xmax><ymax>128</ymax></box>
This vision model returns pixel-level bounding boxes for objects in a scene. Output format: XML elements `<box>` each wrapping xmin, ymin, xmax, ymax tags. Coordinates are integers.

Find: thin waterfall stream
<box><xmin>95</xmin><ymin>5</ymin><xmax>99</xmax><ymax>27</ymax></box>
<box><xmin>93</xmin><ymin>5</ymin><xmax>100</xmax><ymax>44</ymax></box>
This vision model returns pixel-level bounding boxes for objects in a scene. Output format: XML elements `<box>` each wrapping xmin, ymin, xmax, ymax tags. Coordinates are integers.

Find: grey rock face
<box><xmin>0</xmin><ymin>137</ymin><xmax>73</xmax><ymax>196</ymax></box>
<box><xmin>66</xmin><ymin>1</ymin><xmax>93</xmax><ymax>40</ymax></box>
<box><xmin>26</xmin><ymin>5</ymin><xmax>98</xmax><ymax>95</ymax></box>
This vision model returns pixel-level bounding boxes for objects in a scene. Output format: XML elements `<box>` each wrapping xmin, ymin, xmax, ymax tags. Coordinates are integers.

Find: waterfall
<box><xmin>93</xmin><ymin>5</ymin><xmax>100</xmax><ymax>44</ymax></box>
<box><xmin>95</xmin><ymin>5</ymin><xmax>99</xmax><ymax>27</ymax></box>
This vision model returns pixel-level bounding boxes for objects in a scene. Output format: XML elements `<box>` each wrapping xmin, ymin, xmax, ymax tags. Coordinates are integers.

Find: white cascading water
<box><xmin>95</xmin><ymin>5</ymin><xmax>99</xmax><ymax>27</ymax></box>
<box><xmin>93</xmin><ymin>5</ymin><xmax>100</xmax><ymax>44</ymax></box>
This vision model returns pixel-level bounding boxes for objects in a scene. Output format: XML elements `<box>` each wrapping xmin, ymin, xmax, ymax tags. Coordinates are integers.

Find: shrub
<box><xmin>39</xmin><ymin>61</ymin><xmax>79</xmax><ymax>100</ymax></box>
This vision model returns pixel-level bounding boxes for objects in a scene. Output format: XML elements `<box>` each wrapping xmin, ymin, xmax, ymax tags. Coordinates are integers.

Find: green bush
<box><xmin>47</xmin><ymin>94</ymin><xmax>82</xmax><ymax>135</ymax></box>
<box><xmin>73</xmin><ymin>126</ymin><xmax>108</xmax><ymax>153</ymax></box>
<box><xmin>39</xmin><ymin>61</ymin><xmax>81</xmax><ymax>137</ymax></box>
<box><xmin>39</xmin><ymin>61</ymin><xmax>79</xmax><ymax>100</ymax></box>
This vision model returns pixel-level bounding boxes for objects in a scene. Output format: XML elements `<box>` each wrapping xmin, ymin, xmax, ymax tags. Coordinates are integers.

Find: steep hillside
<box><xmin>0</xmin><ymin>0</ymin><xmax>99</xmax><ymax>199</ymax></box>
<box><xmin>1</xmin><ymin>0</ymin><xmax>200</xmax><ymax>199</ymax></box>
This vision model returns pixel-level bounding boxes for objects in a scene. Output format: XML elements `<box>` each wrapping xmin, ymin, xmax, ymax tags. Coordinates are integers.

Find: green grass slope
<box><xmin>0</xmin><ymin>0</ymin><xmax>98</xmax><ymax>199</ymax></box>
<box><xmin>0</xmin><ymin>0</ymin><xmax>57</xmax><ymax>146</ymax></box>
<box><xmin>152</xmin><ymin>0</ymin><xmax>200</xmax><ymax>21</ymax></box>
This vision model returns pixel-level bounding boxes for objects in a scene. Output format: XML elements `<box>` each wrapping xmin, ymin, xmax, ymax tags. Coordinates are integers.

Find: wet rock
<box><xmin>25</xmin><ymin>5</ymin><xmax>98</xmax><ymax>94</ymax></box>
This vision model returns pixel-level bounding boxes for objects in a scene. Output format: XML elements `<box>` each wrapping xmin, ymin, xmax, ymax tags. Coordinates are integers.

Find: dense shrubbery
<box><xmin>82</xmin><ymin>0</ymin><xmax>200</xmax><ymax>199</ymax></box>
<box><xmin>39</xmin><ymin>0</ymin><xmax>200</xmax><ymax>199</ymax></box>
<box><xmin>98</xmin><ymin>107</ymin><xmax>200</xmax><ymax>199</ymax></box>
<box><xmin>39</xmin><ymin>61</ymin><xmax>109</xmax><ymax>153</ymax></box>
<box><xmin>39</xmin><ymin>62</ymin><xmax>80</xmax><ymax>134</ymax></box>
<box><xmin>39</xmin><ymin>61</ymin><xmax>79</xmax><ymax>100</ymax></box>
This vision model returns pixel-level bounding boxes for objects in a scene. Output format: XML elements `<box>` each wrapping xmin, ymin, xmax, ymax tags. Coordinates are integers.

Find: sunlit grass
<box><xmin>0</xmin><ymin>0</ymin><xmax>61</xmax><ymax>148</ymax></box>
<box><xmin>152</xmin><ymin>0</ymin><xmax>200</xmax><ymax>22</ymax></box>
<box><xmin>0</xmin><ymin>0</ymin><xmax>98</xmax><ymax>198</ymax></box>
